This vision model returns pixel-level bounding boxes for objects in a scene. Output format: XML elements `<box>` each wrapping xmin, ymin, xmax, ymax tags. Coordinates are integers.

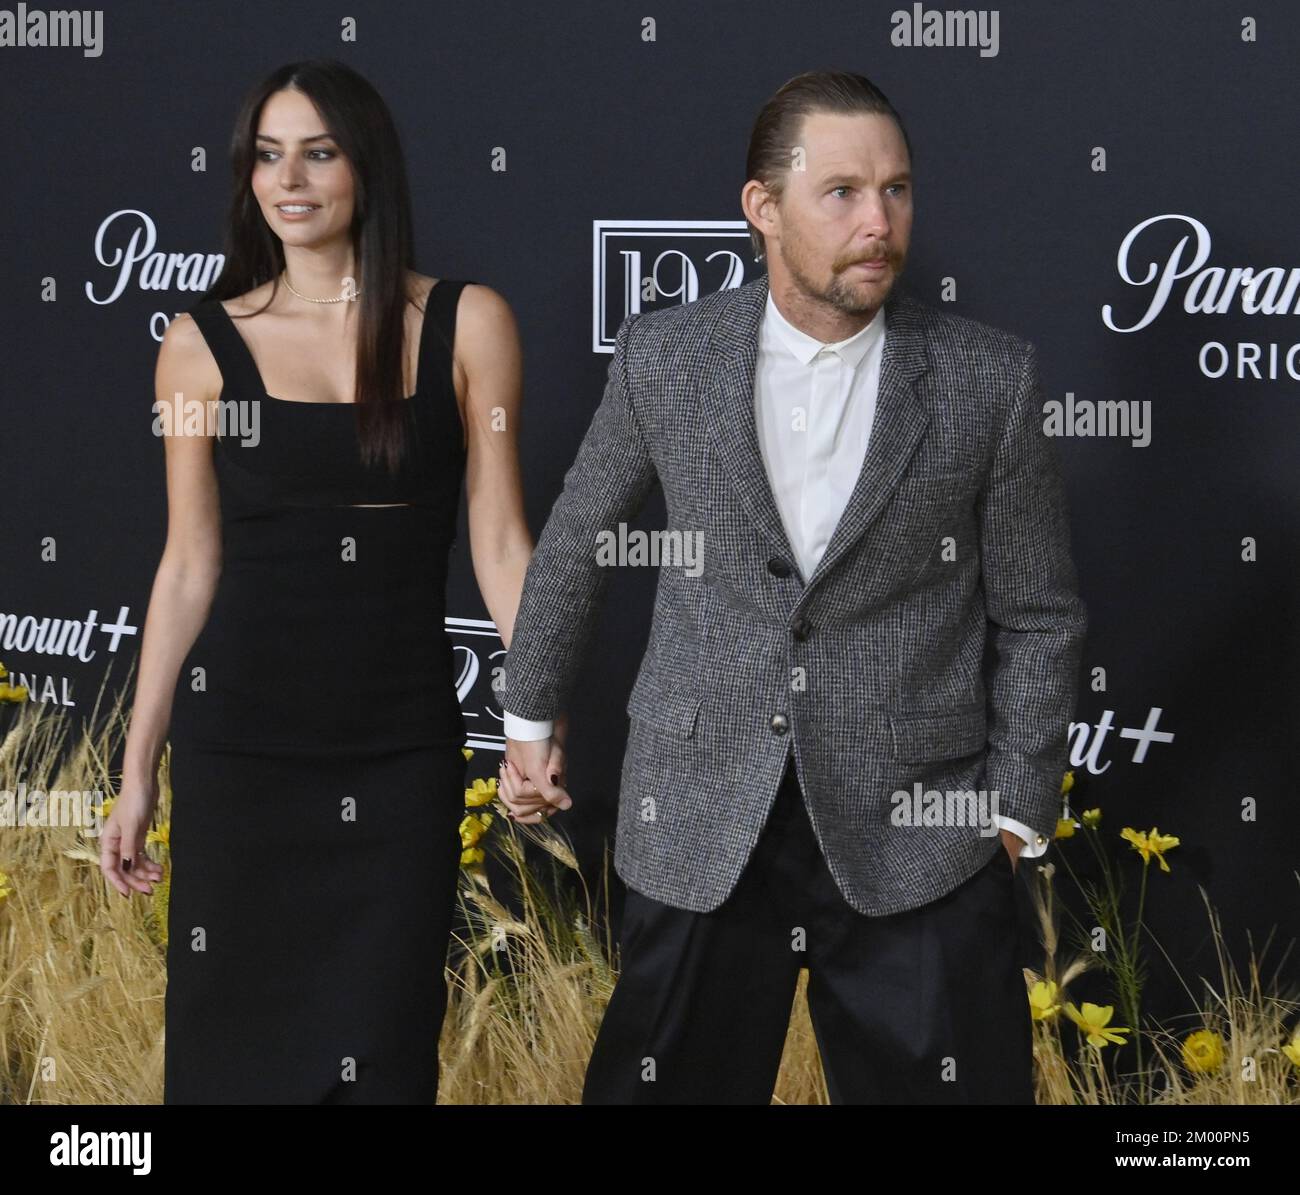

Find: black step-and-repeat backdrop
<box><xmin>2</xmin><ymin>1</ymin><xmax>1296</xmax><ymax>1025</ymax></box>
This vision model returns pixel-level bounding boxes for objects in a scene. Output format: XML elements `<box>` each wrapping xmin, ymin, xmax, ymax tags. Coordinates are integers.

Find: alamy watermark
<box><xmin>595</xmin><ymin>522</ymin><xmax>703</xmax><ymax>576</ymax></box>
<box><xmin>0</xmin><ymin>6</ymin><xmax>103</xmax><ymax>56</ymax></box>
<box><xmin>1</xmin><ymin>781</ymin><xmax>107</xmax><ymax>835</ymax></box>
<box><xmin>891</xmin><ymin>783</ymin><xmax>1005</xmax><ymax>836</ymax></box>
<box><xmin>153</xmin><ymin>394</ymin><xmax>261</xmax><ymax>446</ymax></box>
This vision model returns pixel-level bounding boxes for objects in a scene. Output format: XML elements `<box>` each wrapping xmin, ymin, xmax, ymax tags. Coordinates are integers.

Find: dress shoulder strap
<box><xmin>186</xmin><ymin>298</ymin><xmax>265</xmax><ymax>398</ymax></box>
<box><xmin>421</xmin><ymin>279</ymin><xmax>475</xmax><ymax>379</ymax></box>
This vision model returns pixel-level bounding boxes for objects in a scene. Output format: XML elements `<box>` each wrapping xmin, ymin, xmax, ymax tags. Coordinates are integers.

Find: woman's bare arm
<box><xmin>460</xmin><ymin>283</ymin><xmax>533</xmax><ymax>651</ymax></box>
<box><xmin>456</xmin><ymin>283</ymin><xmax>570</xmax><ymax>819</ymax></box>
<box><xmin>104</xmin><ymin>312</ymin><xmax>223</xmax><ymax>896</ymax></box>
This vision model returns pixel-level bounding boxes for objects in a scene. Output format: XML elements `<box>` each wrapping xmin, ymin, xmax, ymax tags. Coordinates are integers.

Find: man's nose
<box><xmin>855</xmin><ymin>198</ymin><xmax>890</xmax><ymax>240</ymax></box>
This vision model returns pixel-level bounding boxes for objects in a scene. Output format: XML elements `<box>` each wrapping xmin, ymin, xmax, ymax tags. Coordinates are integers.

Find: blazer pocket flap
<box><xmin>889</xmin><ymin>706</ymin><xmax>987</xmax><ymax>762</ymax></box>
<box><xmin>626</xmin><ymin>678</ymin><xmax>703</xmax><ymax>739</ymax></box>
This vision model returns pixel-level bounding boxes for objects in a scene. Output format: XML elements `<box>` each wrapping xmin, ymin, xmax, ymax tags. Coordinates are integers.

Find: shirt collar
<box><xmin>763</xmin><ymin>288</ymin><xmax>885</xmax><ymax>369</ymax></box>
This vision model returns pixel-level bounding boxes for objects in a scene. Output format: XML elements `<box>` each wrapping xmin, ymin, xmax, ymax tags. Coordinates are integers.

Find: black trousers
<box><xmin>582</xmin><ymin>756</ymin><xmax>1035</xmax><ymax>1104</ymax></box>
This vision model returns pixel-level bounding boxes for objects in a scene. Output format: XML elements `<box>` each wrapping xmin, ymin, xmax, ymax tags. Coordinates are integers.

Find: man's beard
<box><xmin>779</xmin><ymin>225</ymin><xmax>904</xmax><ymax>315</ymax></box>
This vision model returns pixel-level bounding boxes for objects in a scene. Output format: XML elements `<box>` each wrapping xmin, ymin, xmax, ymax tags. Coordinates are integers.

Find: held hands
<box><xmin>500</xmin><ymin>711</ymin><xmax>572</xmax><ymax>824</ymax></box>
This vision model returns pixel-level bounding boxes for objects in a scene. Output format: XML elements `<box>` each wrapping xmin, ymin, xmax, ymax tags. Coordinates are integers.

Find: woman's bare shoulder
<box><xmin>451</xmin><ymin>281</ymin><xmax>520</xmax><ymax>394</ymax></box>
<box><xmin>454</xmin><ymin>280</ymin><xmax>517</xmax><ymax>342</ymax></box>
<box><xmin>157</xmin><ymin>310</ymin><xmax>222</xmax><ymax>403</ymax></box>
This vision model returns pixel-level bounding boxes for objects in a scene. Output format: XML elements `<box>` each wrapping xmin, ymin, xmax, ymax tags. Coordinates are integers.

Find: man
<box><xmin>498</xmin><ymin>70</ymin><xmax>1086</xmax><ymax>1104</ymax></box>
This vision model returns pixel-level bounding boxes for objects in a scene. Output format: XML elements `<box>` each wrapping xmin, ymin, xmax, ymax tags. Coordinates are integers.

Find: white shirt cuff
<box><xmin>503</xmin><ymin>711</ymin><xmax>554</xmax><ymax>741</ymax></box>
<box><xmin>993</xmin><ymin>815</ymin><xmax>1051</xmax><ymax>858</ymax></box>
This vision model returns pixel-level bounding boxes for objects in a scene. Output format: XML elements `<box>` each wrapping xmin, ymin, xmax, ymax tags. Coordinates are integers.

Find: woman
<box><xmin>101</xmin><ymin>59</ymin><xmax>565</xmax><ymax>1103</ymax></box>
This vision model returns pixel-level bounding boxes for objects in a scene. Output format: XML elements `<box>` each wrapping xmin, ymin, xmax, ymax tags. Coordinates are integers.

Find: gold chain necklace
<box><xmin>280</xmin><ymin>269</ymin><xmax>361</xmax><ymax>304</ymax></box>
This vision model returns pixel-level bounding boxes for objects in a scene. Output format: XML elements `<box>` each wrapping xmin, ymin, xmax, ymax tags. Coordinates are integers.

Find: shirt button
<box><xmin>791</xmin><ymin>615</ymin><xmax>812</xmax><ymax>641</ymax></box>
<box><xmin>770</xmin><ymin>712</ymin><xmax>789</xmax><ymax>735</ymax></box>
<box><xmin>767</xmin><ymin>557</ymin><xmax>792</xmax><ymax>578</ymax></box>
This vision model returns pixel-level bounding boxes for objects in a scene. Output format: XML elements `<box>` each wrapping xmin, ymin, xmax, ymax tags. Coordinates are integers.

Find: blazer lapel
<box><xmin>698</xmin><ymin>275</ymin><xmax>797</xmax><ymax>570</ymax></box>
<box><xmin>698</xmin><ymin>272</ymin><xmax>931</xmax><ymax>589</ymax></box>
<box><xmin>805</xmin><ymin>285</ymin><xmax>931</xmax><ymax>590</ymax></box>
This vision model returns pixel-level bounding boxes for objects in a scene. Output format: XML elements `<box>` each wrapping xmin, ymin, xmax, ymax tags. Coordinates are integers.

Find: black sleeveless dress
<box><xmin>164</xmin><ymin>279</ymin><xmax>474</xmax><ymax>1104</ymax></box>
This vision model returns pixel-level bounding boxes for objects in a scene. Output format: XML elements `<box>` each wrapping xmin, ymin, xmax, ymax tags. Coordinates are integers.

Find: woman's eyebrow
<box><xmin>255</xmin><ymin>132</ymin><xmax>335</xmax><ymax>145</ymax></box>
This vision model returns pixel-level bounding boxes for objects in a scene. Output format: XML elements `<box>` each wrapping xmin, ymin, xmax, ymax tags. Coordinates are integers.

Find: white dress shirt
<box><xmin>504</xmin><ymin>290</ymin><xmax>1048</xmax><ymax>858</ymax></box>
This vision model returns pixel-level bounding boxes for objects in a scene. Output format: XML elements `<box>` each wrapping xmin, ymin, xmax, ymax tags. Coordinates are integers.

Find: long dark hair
<box><xmin>745</xmin><ymin>70</ymin><xmax>913</xmax><ymax>262</ymax></box>
<box><xmin>205</xmin><ymin>59</ymin><xmax>419</xmax><ymax>474</ymax></box>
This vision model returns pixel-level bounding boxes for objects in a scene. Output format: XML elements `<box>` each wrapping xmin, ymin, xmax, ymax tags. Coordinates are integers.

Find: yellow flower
<box><xmin>1120</xmin><ymin>827</ymin><xmax>1180</xmax><ymax>872</ymax></box>
<box><xmin>459</xmin><ymin>846</ymin><xmax>485</xmax><ymax>867</ymax></box>
<box><xmin>0</xmin><ymin>661</ymin><xmax>6</xmax><ymax>678</ymax></box>
<box><xmin>459</xmin><ymin>811</ymin><xmax>494</xmax><ymax>849</ymax></box>
<box><xmin>461</xmin><ymin>746</ymin><xmax>473</xmax><ymax>762</ymax></box>
<box><xmin>1061</xmin><ymin>770</ymin><xmax>1074</xmax><ymax>795</ymax></box>
<box><xmin>0</xmin><ymin>870</ymin><xmax>13</xmax><ymax>902</ymax></box>
<box><xmin>0</xmin><ymin>682</ymin><xmax>28</xmax><ymax>703</ymax></box>
<box><xmin>464</xmin><ymin>776</ymin><xmax>497</xmax><ymax>807</ymax></box>
<box><xmin>1054</xmin><ymin>818</ymin><xmax>1076</xmax><ymax>840</ymax></box>
<box><xmin>146</xmin><ymin>822</ymin><xmax>170</xmax><ymax>850</ymax></box>
<box><xmin>1181</xmin><ymin>1029</ymin><xmax>1224</xmax><ymax>1073</ymax></box>
<box><xmin>1281</xmin><ymin>1029</ymin><xmax>1300</xmax><ymax>1069</ymax></box>
<box><xmin>1064</xmin><ymin>1001</ymin><xmax>1132</xmax><ymax>1048</ymax></box>
<box><xmin>99</xmin><ymin>795</ymin><xmax>116</xmax><ymax>821</ymax></box>
<box><xmin>1081</xmin><ymin>808</ymin><xmax>1102</xmax><ymax>829</ymax></box>
<box><xmin>1028</xmin><ymin>980</ymin><xmax>1061</xmax><ymax>1021</ymax></box>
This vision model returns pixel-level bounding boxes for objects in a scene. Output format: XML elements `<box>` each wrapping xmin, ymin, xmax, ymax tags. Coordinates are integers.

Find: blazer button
<box><xmin>769</xmin><ymin>712</ymin><xmax>789</xmax><ymax>735</ymax></box>
<box><xmin>767</xmin><ymin>557</ymin><xmax>792</xmax><ymax>578</ymax></box>
<box><xmin>791</xmin><ymin>615</ymin><xmax>812</xmax><ymax>640</ymax></box>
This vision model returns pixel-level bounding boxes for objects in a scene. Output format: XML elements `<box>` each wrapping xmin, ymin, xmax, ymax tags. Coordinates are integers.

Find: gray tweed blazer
<box><xmin>503</xmin><ymin>272</ymin><xmax>1086</xmax><ymax>916</ymax></box>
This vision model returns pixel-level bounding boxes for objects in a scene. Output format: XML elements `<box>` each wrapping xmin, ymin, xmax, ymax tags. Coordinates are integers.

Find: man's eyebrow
<box><xmin>255</xmin><ymin>133</ymin><xmax>336</xmax><ymax>145</ymax></box>
<box><xmin>818</xmin><ymin>170</ymin><xmax>913</xmax><ymax>185</ymax></box>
